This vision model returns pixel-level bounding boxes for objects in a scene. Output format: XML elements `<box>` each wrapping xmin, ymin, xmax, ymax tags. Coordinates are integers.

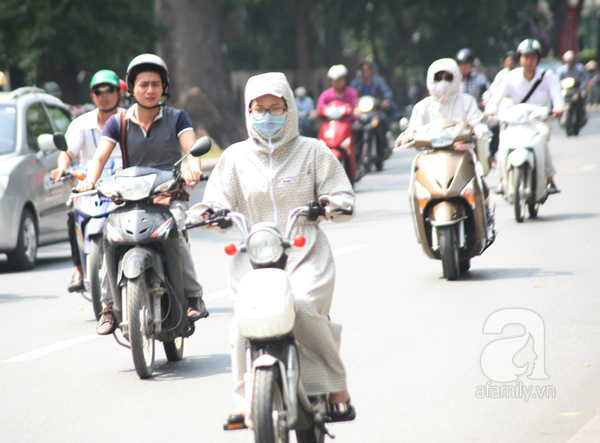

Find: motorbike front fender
<box><xmin>85</xmin><ymin>217</ymin><xmax>107</xmax><ymax>240</ymax></box>
<box><xmin>119</xmin><ymin>247</ymin><xmax>165</xmax><ymax>282</ymax></box>
<box><xmin>430</xmin><ymin>201</ymin><xmax>465</xmax><ymax>226</ymax></box>
<box><xmin>253</xmin><ymin>354</ymin><xmax>280</xmax><ymax>369</ymax></box>
<box><xmin>507</xmin><ymin>148</ymin><xmax>534</xmax><ymax>169</ymax></box>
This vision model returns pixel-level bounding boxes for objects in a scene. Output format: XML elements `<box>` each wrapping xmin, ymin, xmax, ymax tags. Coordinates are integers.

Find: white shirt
<box><xmin>485</xmin><ymin>67</ymin><xmax>564</xmax><ymax>114</ymax></box>
<box><xmin>65</xmin><ymin>107</ymin><xmax>124</xmax><ymax>168</ymax></box>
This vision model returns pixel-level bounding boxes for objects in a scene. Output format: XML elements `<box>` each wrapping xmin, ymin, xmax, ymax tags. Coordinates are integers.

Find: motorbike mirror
<box><xmin>190</xmin><ymin>136</ymin><xmax>212</xmax><ymax>157</ymax></box>
<box><xmin>37</xmin><ymin>134</ymin><xmax>58</xmax><ymax>153</ymax></box>
<box><xmin>399</xmin><ymin>117</ymin><xmax>409</xmax><ymax>131</ymax></box>
<box><xmin>53</xmin><ymin>132</ymin><xmax>69</xmax><ymax>152</ymax></box>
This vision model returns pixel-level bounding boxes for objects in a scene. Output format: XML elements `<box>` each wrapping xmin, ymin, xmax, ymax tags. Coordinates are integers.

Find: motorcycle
<box><xmin>399</xmin><ymin>119</ymin><xmax>496</xmax><ymax>280</ymax></box>
<box><xmin>497</xmin><ymin>104</ymin><xmax>550</xmax><ymax>222</ymax></box>
<box><xmin>560</xmin><ymin>77</ymin><xmax>584</xmax><ymax>136</ymax></box>
<box><xmin>70</xmin><ymin>137</ymin><xmax>212</xmax><ymax>379</ymax></box>
<box><xmin>186</xmin><ymin>201</ymin><xmax>354</xmax><ymax>442</ymax></box>
<box><xmin>317</xmin><ymin>100</ymin><xmax>359</xmax><ymax>183</ymax></box>
<box><xmin>356</xmin><ymin>95</ymin><xmax>387</xmax><ymax>172</ymax></box>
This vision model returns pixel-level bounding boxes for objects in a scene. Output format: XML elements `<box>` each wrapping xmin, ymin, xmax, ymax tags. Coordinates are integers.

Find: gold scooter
<box><xmin>400</xmin><ymin>118</ymin><xmax>496</xmax><ymax>280</ymax></box>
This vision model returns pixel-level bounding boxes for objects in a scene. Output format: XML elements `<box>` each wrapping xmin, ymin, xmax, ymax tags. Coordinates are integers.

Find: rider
<box><xmin>187</xmin><ymin>72</ymin><xmax>356</xmax><ymax>426</ymax></box>
<box><xmin>485</xmin><ymin>38</ymin><xmax>564</xmax><ymax>194</ymax></box>
<box><xmin>556</xmin><ymin>50</ymin><xmax>589</xmax><ymax>128</ymax></box>
<box><xmin>76</xmin><ymin>54</ymin><xmax>208</xmax><ymax>334</ymax></box>
<box><xmin>294</xmin><ymin>86</ymin><xmax>315</xmax><ymax>137</ymax></box>
<box><xmin>51</xmin><ymin>70</ymin><xmax>124</xmax><ymax>293</ymax></box>
<box><xmin>350</xmin><ymin>59</ymin><xmax>402</xmax><ymax>120</ymax></box>
<box><xmin>455</xmin><ymin>48</ymin><xmax>490</xmax><ymax>110</ymax></box>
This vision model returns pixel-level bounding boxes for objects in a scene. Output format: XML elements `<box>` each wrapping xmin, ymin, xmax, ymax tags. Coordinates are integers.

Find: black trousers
<box><xmin>67</xmin><ymin>209</ymin><xmax>81</xmax><ymax>267</ymax></box>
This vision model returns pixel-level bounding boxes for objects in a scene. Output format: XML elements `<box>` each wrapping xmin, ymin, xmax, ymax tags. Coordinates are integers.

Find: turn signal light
<box><xmin>72</xmin><ymin>171</ymin><xmax>86</xmax><ymax>180</ymax></box>
<box><xmin>224</xmin><ymin>243</ymin><xmax>237</xmax><ymax>255</ymax></box>
<box><xmin>463</xmin><ymin>187</ymin><xmax>475</xmax><ymax>205</ymax></box>
<box><xmin>293</xmin><ymin>235</ymin><xmax>306</xmax><ymax>247</ymax></box>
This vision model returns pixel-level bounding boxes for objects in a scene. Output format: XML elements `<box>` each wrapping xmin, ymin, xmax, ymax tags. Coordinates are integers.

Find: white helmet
<box><xmin>328</xmin><ymin>64</ymin><xmax>348</xmax><ymax>81</ymax></box>
<box><xmin>517</xmin><ymin>39</ymin><xmax>542</xmax><ymax>58</ymax></box>
<box><xmin>562</xmin><ymin>50</ymin><xmax>576</xmax><ymax>63</ymax></box>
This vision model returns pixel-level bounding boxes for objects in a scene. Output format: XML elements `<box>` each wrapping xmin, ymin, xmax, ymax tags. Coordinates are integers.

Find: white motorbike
<box><xmin>186</xmin><ymin>201</ymin><xmax>354</xmax><ymax>443</ymax></box>
<box><xmin>497</xmin><ymin>104</ymin><xmax>550</xmax><ymax>222</ymax></box>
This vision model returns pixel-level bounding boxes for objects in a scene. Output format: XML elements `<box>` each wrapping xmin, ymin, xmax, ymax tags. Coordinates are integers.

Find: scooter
<box><xmin>356</xmin><ymin>95</ymin><xmax>387</xmax><ymax>172</ymax></box>
<box><xmin>186</xmin><ymin>201</ymin><xmax>354</xmax><ymax>442</ymax></box>
<box><xmin>497</xmin><ymin>104</ymin><xmax>550</xmax><ymax>222</ymax></box>
<box><xmin>70</xmin><ymin>137</ymin><xmax>212</xmax><ymax>379</ymax></box>
<box><xmin>317</xmin><ymin>100</ymin><xmax>359</xmax><ymax>183</ymax></box>
<box><xmin>399</xmin><ymin>119</ymin><xmax>496</xmax><ymax>280</ymax></box>
<box><xmin>560</xmin><ymin>77</ymin><xmax>584</xmax><ymax>136</ymax></box>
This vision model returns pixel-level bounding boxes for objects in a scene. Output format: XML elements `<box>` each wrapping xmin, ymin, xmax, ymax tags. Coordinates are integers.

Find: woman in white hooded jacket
<box><xmin>186</xmin><ymin>72</ymin><xmax>356</xmax><ymax>424</ymax></box>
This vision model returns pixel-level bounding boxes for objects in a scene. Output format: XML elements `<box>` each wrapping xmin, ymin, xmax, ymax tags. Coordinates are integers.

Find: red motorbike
<box><xmin>317</xmin><ymin>100</ymin><xmax>357</xmax><ymax>183</ymax></box>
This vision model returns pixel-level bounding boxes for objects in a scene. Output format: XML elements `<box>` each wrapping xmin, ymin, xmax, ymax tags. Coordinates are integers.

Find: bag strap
<box><xmin>520</xmin><ymin>70</ymin><xmax>546</xmax><ymax>104</ymax></box>
<box><xmin>119</xmin><ymin>110</ymin><xmax>128</xmax><ymax>169</ymax></box>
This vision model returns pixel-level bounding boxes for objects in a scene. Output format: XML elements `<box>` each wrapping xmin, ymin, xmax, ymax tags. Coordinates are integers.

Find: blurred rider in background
<box><xmin>455</xmin><ymin>48</ymin><xmax>490</xmax><ymax>110</ymax></box>
<box><xmin>294</xmin><ymin>86</ymin><xmax>316</xmax><ymax>137</ymax></box>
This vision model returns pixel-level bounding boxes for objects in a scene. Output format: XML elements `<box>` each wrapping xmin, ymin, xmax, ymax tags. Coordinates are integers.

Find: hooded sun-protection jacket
<box><xmin>187</xmin><ymin>72</ymin><xmax>355</xmax><ymax>400</ymax></box>
<box><xmin>401</xmin><ymin>58</ymin><xmax>484</xmax><ymax>141</ymax></box>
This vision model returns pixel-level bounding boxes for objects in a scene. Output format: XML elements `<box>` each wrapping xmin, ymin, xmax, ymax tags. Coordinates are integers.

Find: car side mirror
<box><xmin>37</xmin><ymin>134</ymin><xmax>57</xmax><ymax>153</ymax></box>
<box><xmin>53</xmin><ymin>132</ymin><xmax>69</xmax><ymax>152</ymax></box>
<box><xmin>399</xmin><ymin>117</ymin><xmax>409</xmax><ymax>132</ymax></box>
<box><xmin>190</xmin><ymin>136</ymin><xmax>212</xmax><ymax>157</ymax></box>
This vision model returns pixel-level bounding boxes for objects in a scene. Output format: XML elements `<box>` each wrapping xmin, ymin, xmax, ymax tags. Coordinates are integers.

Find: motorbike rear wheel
<box><xmin>528</xmin><ymin>202</ymin><xmax>539</xmax><ymax>218</ymax></box>
<box><xmin>127</xmin><ymin>273</ymin><xmax>155</xmax><ymax>379</ymax></box>
<box><xmin>439</xmin><ymin>226</ymin><xmax>459</xmax><ymax>281</ymax></box>
<box><xmin>459</xmin><ymin>259</ymin><xmax>471</xmax><ymax>273</ymax></box>
<box><xmin>296</xmin><ymin>426</ymin><xmax>326</xmax><ymax>443</ymax></box>
<box><xmin>566</xmin><ymin>105</ymin><xmax>576</xmax><ymax>136</ymax></box>
<box><xmin>513</xmin><ymin>166</ymin><xmax>527</xmax><ymax>223</ymax></box>
<box><xmin>88</xmin><ymin>236</ymin><xmax>103</xmax><ymax>320</ymax></box>
<box><xmin>163</xmin><ymin>337</ymin><xmax>184</xmax><ymax>361</ymax></box>
<box><xmin>253</xmin><ymin>365</ymin><xmax>288</xmax><ymax>443</ymax></box>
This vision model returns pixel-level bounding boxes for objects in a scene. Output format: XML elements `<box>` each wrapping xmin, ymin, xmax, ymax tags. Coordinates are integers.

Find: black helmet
<box><xmin>125</xmin><ymin>54</ymin><xmax>169</xmax><ymax>96</ymax></box>
<box><xmin>505</xmin><ymin>50</ymin><xmax>518</xmax><ymax>60</ymax></box>
<box><xmin>517</xmin><ymin>39</ymin><xmax>542</xmax><ymax>58</ymax></box>
<box><xmin>358</xmin><ymin>59</ymin><xmax>373</xmax><ymax>70</ymax></box>
<box><xmin>455</xmin><ymin>48</ymin><xmax>475</xmax><ymax>65</ymax></box>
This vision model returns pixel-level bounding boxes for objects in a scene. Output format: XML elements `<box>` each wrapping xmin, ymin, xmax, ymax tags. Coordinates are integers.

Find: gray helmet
<box><xmin>517</xmin><ymin>39</ymin><xmax>542</xmax><ymax>58</ymax></box>
<box><xmin>455</xmin><ymin>48</ymin><xmax>475</xmax><ymax>65</ymax></box>
<box><xmin>43</xmin><ymin>81</ymin><xmax>62</xmax><ymax>97</ymax></box>
<box><xmin>125</xmin><ymin>54</ymin><xmax>169</xmax><ymax>95</ymax></box>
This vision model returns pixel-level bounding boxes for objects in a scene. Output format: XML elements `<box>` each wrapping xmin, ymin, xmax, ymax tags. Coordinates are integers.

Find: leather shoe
<box><xmin>97</xmin><ymin>303</ymin><xmax>117</xmax><ymax>335</ymax></box>
<box><xmin>547</xmin><ymin>182</ymin><xmax>561</xmax><ymax>194</ymax></box>
<box><xmin>67</xmin><ymin>271</ymin><xmax>84</xmax><ymax>293</ymax></box>
<box><xmin>187</xmin><ymin>297</ymin><xmax>209</xmax><ymax>321</ymax></box>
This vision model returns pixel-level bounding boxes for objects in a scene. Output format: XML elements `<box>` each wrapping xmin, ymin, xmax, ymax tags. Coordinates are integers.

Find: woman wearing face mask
<box><xmin>399</xmin><ymin>58</ymin><xmax>485</xmax><ymax>144</ymax></box>
<box><xmin>186</xmin><ymin>72</ymin><xmax>356</xmax><ymax>425</ymax></box>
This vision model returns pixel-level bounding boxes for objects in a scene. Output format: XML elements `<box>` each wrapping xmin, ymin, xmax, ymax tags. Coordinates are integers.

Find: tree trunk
<box><xmin>549</xmin><ymin>0</ymin><xmax>570</xmax><ymax>56</ymax></box>
<box><xmin>296</xmin><ymin>0</ymin><xmax>312</xmax><ymax>88</ymax></box>
<box><xmin>155</xmin><ymin>0</ymin><xmax>245</xmax><ymax>149</ymax></box>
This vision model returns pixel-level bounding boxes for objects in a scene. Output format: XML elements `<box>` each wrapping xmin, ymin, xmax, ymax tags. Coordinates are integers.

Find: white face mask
<box><xmin>433</xmin><ymin>80</ymin><xmax>451</xmax><ymax>93</ymax></box>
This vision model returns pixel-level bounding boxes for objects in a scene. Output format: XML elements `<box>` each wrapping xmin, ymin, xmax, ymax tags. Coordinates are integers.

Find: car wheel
<box><xmin>8</xmin><ymin>209</ymin><xmax>38</xmax><ymax>271</ymax></box>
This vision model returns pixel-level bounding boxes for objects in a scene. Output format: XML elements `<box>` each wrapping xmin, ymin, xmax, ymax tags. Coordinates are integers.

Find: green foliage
<box><xmin>0</xmin><ymin>0</ymin><xmax>163</xmax><ymax>82</ymax></box>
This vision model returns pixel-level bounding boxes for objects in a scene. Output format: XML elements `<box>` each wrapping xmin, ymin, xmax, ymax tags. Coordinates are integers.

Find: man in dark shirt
<box><xmin>78</xmin><ymin>54</ymin><xmax>208</xmax><ymax>335</ymax></box>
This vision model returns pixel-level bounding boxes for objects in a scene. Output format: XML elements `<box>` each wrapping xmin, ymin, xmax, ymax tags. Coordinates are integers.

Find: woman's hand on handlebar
<box><xmin>184</xmin><ymin>169</ymin><xmax>203</xmax><ymax>189</ymax></box>
<box><xmin>77</xmin><ymin>179</ymin><xmax>95</xmax><ymax>192</ymax></box>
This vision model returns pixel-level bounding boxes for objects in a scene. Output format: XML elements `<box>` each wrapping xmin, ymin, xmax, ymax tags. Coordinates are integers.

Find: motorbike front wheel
<box><xmin>253</xmin><ymin>365</ymin><xmax>288</xmax><ymax>443</ymax></box>
<box><xmin>88</xmin><ymin>236</ymin><xmax>104</xmax><ymax>320</ymax></box>
<box><xmin>127</xmin><ymin>273</ymin><xmax>156</xmax><ymax>379</ymax></box>
<box><xmin>163</xmin><ymin>337</ymin><xmax>184</xmax><ymax>362</ymax></box>
<box><xmin>439</xmin><ymin>226</ymin><xmax>459</xmax><ymax>281</ymax></box>
<box><xmin>513</xmin><ymin>166</ymin><xmax>527</xmax><ymax>223</ymax></box>
<box><xmin>566</xmin><ymin>104</ymin><xmax>576</xmax><ymax>136</ymax></box>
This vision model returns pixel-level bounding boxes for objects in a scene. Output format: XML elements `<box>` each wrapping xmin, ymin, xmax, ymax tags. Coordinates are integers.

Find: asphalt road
<box><xmin>1</xmin><ymin>113</ymin><xmax>600</xmax><ymax>442</ymax></box>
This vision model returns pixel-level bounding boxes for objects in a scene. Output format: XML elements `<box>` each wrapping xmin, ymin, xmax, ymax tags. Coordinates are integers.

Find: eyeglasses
<box><xmin>92</xmin><ymin>86</ymin><xmax>117</xmax><ymax>95</ymax></box>
<box><xmin>434</xmin><ymin>72</ymin><xmax>454</xmax><ymax>82</ymax></box>
<box><xmin>249</xmin><ymin>106</ymin><xmax>287</xmax><ymax>116</ymax></box>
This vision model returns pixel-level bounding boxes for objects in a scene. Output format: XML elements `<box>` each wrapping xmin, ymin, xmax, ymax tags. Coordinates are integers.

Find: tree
<box><xmin>155</xmin><ymin>0</ymin><xmax>245</xmax><ymax>149</ymax></box>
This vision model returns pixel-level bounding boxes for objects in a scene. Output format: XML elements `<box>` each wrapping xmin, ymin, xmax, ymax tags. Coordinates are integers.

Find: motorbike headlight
<box><xmin>358</xmin><ymin>97</ymin><xmax>375</xmax><ymax>113</ymax></box>
<box><xmin>561</xmin><ymin>77</ymin><xmax>575</xmax><ymax>89</ymax></box>
<box><xmin>0</xmin><ymin>175</ymin><xmax>8</xmax><ymax>200</ymax></box>
<box><xmin>430</xmin><ymin>127</ymin><xmax>455</xmax><ymax>148</ymax></box>
<box><xmin>247</xmin><ymin>229</ymin><xmax>283</xmax><ymax>263</ymax></box>
<box><xmin>115</xmin><ymin>174</ymin><xmax>156</xmax><ymax>201</ymax></box>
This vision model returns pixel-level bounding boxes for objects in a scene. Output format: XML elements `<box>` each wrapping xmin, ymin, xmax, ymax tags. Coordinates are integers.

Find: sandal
<box><xmin>223</xmin><ymin>414</ymin><xmax>247</xmax><ymax>431</ymax></box>
<box><xmin>328</xmin><ymin>399</ymin><xmax>356</xmax><ymax>422</ymax></box>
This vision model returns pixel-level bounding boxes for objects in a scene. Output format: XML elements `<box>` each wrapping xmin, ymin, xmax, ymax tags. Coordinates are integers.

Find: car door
<box><xmin>24</xmin><ymin>101</ymin><xmax>70</xmax><ymax>244</ymax></box>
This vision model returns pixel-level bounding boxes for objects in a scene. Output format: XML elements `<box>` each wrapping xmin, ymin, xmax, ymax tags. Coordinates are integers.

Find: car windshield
<box><xmin>0</xmin><ymin>104</ymin><xmax>17</xmax><ymax>155</ymax></box>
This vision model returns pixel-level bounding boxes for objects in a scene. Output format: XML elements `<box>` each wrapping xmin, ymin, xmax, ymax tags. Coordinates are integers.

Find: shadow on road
<box><xmin>525</xmin><ymin>212</ymin><xmax>599</xmax><ymax>222</ymax></box>
<box><xmin>458</xmin><ymin>267</ymin><xmax>573</xmax><ymax>281</ymax></box>
<box><xmin>0</xmin><ymin>293</ymin><xmax>58</xmax><ymax>303</ymax></box>
<box><xmin>130</xmin><ymin>353</ymin><xmax>231</xmax><ymax>381</ymax></box>
<box><xmin>0</xmin><ymin>255</ymin><xmax>72</xmax><ymax>275</ymax></box>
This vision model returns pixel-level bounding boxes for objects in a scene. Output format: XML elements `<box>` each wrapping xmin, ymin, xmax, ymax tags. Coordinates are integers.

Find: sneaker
<box><xmin>67</xmin><ymin>271</ymin><xmax>84</xmax><ymax>293</ymax></box>
<box><xmin>187</xmin><ymin>297</ymin><xmax>209</xmax><ymax>321</ymax></box>
<box><xmin>547</xmin><ymin>182</ymin><xmax>561</xmax><ymax>194</ymax></box>
<box><xmin>96</xmin><ymin>303</ymin><xmax>117</xmax><ymax>335</ymax></box>
<box><xmin>494</xmin><ymin>182</ymin><xmax>504</xmax><ymax>195</ymax></box>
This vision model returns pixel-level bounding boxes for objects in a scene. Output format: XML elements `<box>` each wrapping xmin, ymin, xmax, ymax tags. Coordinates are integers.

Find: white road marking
<box><xmin>4</xmin><ymin>335</ymin><xmax>100</xmax><ymax>362</ymax></box>
<box><xmin>333</xmin><ymin>244</ymin><xmax>366</xmax><ymax>257</ymax></box>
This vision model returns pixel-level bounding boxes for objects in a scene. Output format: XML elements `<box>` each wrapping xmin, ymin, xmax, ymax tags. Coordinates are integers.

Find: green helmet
<box><xmin>90</xmin><ymin>70</ymin><xmax>120</xmax><ymax>91</ymax></box>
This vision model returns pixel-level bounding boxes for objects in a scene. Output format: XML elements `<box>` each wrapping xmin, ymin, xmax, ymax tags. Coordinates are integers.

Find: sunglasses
<box><xmin>92</xmin><ymin>86</ymin><xmax>117</xmax><ymax>95</ymax></box>
<box><xmin>434</xmin><ymin>72</ymin><xmax>454</xmax><ymax>82</ymax></box>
